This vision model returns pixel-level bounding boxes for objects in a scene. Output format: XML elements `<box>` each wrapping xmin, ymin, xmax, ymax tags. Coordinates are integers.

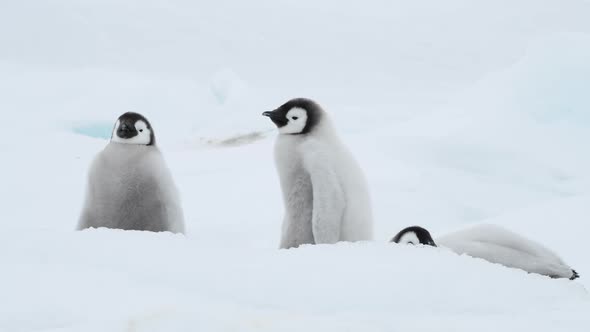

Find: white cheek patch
<box><xmin>135</xmin><ymin>120</ymin><xmax>148</xmax><ymax>133</ymax></box>
<box><xmin>279</xmin><ymin>108</ymin><xmax>308</xmax><ymax>135</ymax></box>
<box><xmin>399</xmin><ymin>232</ymin><xmax>420</xmax><ymax>245</ymax></box>
<box><xmin>111</xmin><ymin>119</ymin><xmax>152</xmax><ymax>145</ymax></box>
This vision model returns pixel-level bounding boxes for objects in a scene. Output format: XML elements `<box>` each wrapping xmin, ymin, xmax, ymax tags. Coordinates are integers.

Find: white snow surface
<box><xmin>1</xmin><ymin>0</ymin><xmax>590</xmax><ymax>331</ymax></box>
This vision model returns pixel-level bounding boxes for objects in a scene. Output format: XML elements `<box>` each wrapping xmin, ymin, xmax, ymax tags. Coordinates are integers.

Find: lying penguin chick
<box><xmin>391</xmin><ymin>224</ymin><xmax>579</xmax><ymax>280</ymax></box>
<box><xmin>263</xmin><ymin>98</ymin><xmax>373</xmax><ymax>249</ymax></box>
<box><xmin>77</xmin><ymin>112</ymin><xmax>185</xmax><ymax>233</ymax></box>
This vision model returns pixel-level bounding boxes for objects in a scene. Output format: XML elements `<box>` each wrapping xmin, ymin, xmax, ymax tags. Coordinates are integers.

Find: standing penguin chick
<box><xmin>391</xmin><ymin>224</ymin><xmax>579</xmax><ymax>280</ymax></box>
<box><xmin>77</xmin><ymin>112</ymin><xmax>185</xmax><ymax>233</ymax></box>
<box><xmin>263</xmin><ymin>98</ymin><xmax>373</xmax><ymax>249</ymax></box>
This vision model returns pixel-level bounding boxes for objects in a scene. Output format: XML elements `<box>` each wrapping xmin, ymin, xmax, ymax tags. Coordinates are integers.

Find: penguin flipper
<box><xmin>304</xmin><ymin>154</ymin><xmax>345</xmax><ymax>244</ymax></box>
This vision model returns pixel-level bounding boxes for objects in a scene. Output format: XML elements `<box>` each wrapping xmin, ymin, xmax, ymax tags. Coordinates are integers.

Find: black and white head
<box><xmin>262</xmin><ymin>98</ymin><xmax>324</xmax><ymax>135</ymax></box>
<box><xmin>111</xmin><ymin>112</ymin><xmax>155</xmax><ymax>146</ymax></box>
<box><xmin>391</xmin><ymin>226</ymin><xmax>437</xmax><ymax>247</ymax></box>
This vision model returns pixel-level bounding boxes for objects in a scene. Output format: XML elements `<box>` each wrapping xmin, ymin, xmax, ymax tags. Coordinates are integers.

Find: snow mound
<box><xmin>1</xmin><ymin>230</ymin><xmax>588</xmax><ymax>332</ymax></box>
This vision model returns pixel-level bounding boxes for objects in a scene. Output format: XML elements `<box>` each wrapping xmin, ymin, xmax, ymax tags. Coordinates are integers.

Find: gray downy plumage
<box><xmin>77</xmin><ymin>112</ymin><xmax>185</xmax><ymax>233</ymax></box>
<box><xmin>391</xmin><ymin>224</ymin><xmax>579</xmax><ymax>280</ymax></box>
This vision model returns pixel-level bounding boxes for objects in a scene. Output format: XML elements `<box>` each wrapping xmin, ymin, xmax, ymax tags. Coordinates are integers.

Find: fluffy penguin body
<box><xmin>77</xmin><ymin>112</ymin><xmax>185</xmax><ymax>233</ymax></box>
<box><xmin>391</xmin><ymin>224</ymin><xmax>578</xmax><ymax>280</ymax></box>
<box><xmin>264</xmin><ymin>98</ymin><xmax>373</xmax><ymax>249</ymax></box>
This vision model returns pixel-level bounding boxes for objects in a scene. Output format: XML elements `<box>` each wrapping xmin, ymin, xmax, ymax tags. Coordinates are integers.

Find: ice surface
<box><xmin>1</xmin><ymin>0</ymin><xmax>589</xmax><ymax>331</ymax></box>
<box><xmin>72</xmin><ymin>122</ymin><xmax>113</xmax><ymax>139</ymax></box>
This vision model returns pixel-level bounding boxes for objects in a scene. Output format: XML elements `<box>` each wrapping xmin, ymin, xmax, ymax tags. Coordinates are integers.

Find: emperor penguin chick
<box><xmin>263</xmin><ymin>98</ymin><xmax>373</xmax><ymax>249</ymax></box>
<box><xmin>77</xmin><ymin>112</ymin><xmax>185</xmax><ymax>233</ymax></box>
<box><xmin>391</xmin><ymin>224</ymin><xmax>579</xmax><ymax>280</ymax></box>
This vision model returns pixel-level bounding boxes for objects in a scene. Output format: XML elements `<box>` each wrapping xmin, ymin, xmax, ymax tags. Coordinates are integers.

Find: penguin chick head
<box><xmin>262</xmin><ymin>98</ymin><xmax>324</xmax><ymax>135</ymax></box>
<box><xmin>391</xmin><ymin>226</ymin><xmax>437</xmax><ymax>246</ymax></box>
<box><xmin>111</xmin><ymin>112</ymin><xmax>155</xmax><ymax>146</ymax></box>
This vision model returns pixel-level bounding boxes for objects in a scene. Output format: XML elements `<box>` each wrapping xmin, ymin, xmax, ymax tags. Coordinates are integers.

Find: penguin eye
<box><xmin>292</xmin><ymin>116</ymin><xmax>298</xmax><ymax>120</ymax></box>
<box><xmin>139</xmin><ymin>129</ymin><xmax>144</xmax><ymax>132</ymax></box>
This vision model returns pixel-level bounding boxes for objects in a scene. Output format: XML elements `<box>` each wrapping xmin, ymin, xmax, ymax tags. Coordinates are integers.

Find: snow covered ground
<box><xmin>1</xmin><ymin>1</ymin><xmax>590</xmax><ymax>331</ymax></box>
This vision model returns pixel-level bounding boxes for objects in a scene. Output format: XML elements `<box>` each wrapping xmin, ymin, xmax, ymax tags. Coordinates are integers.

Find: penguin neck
<box><xmin>106</xmin><ymin>141</ymin><xmax>158</xmax><ymax>155</ymax></box>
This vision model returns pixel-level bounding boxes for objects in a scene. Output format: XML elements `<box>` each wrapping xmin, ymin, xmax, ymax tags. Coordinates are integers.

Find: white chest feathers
<box><xmin>273</xmin><ymin>132</ymin><xmax>373</xmax><ymax>248</ymax></box>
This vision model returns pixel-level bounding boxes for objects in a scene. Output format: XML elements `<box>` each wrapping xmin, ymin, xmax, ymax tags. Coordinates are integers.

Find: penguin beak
<box><xmin>262</xmin><ymin>110</ymin><xmax>288</xmax><ymax>127</ymax></box>
<box><xmin>262</xmin><ymin>111</ymin><xmax>279</xmax><ymax>119</ymax></box>
<box><xmin>117</xmin><ymin>122</ymin><xmax>137</xmax><ymax>138</ymax></box>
